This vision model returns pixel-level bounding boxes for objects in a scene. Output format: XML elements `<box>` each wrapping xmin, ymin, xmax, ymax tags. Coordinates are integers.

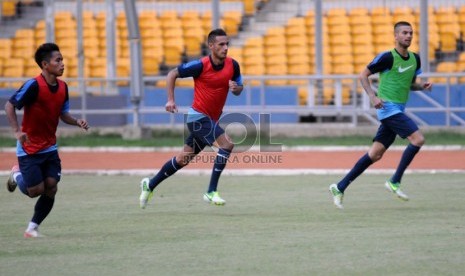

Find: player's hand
<box><xmin>370</xmin><ymin>96</ymin><xmax>384</xmax><ymax>109</ymax></box>
<box><xmin>423</xmin><ymin>82</ymin><xmax>433</xmax><ymax>91</ymax></box>
<box><xmin>15</xmin><ymin>131</ymin><xmax>28</xmax><ymax>144</ymax></box>
<box><xmin>229</xmin><ymin>80</ymin><xmax>242</xmax><ymax>92</ymax></box>
<box><xmin>77</xmin><ymin>119</ymin><xmax>89</xmax><ymax>131</ymax></box>
<box><xmin>229</xmin><ymin>80</ymin><xmax>237</xmax><ymax>91</ymax></box>
<box><xmin>229</xmin><ymin>80</ymin><xmax>242</xmax><ymax>95</ymax></box>
<box><xmin>165</xmin><ymin>100</ymin><xmax>178</xmax><ymax>113</ymax></box>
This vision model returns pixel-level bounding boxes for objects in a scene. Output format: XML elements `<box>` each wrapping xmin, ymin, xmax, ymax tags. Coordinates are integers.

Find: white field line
<box><xmin>2</xmin><ymin>168</ymin><xmax>463</xmax><ymax>177</ymax></box>
<box><xmin>1</xmin><ymin>145</ymin><xmax>464</xmax><ymax>153</ymax></box>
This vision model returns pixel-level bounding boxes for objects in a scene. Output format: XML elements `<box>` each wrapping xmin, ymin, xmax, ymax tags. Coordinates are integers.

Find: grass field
<box><xmin>1</xmin><ymin>174</ymin><xmax>464</xmax><ymax>276</ymax></box>
<box><xmin>1</xmin><ymin>131</ymin><xmax>465</xmax><ymax>147</ymax></box>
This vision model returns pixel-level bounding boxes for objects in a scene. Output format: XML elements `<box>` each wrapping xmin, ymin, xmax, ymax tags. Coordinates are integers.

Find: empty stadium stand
<box><xmin>1</xmin><ymin>1</ymin><xmax>464</xmax><ymax>109</ymax></box>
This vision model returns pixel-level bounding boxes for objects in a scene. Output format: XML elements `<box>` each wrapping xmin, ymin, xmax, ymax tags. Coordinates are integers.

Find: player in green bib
<box><xmin>329</xmin><ymin>21</ymin><xmax>433</xmax><ymax>209</ymax></box>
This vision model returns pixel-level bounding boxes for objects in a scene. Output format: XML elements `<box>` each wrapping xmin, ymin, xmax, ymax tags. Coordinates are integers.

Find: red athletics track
<box><xmin>1</xmin><ymin>148</ymin><xmax>464</xmax><ymax>171</ymax></box>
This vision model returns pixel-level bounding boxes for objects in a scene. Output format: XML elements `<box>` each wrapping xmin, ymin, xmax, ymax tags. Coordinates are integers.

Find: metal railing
<box><xmin>1</xmin><ymin>72</ymin><xmax>465</xmax><ymax>127</ymax></box>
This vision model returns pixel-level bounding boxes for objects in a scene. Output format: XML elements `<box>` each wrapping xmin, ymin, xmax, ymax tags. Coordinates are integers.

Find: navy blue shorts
<box><xmin>185</xmin><ymin>117</ymin><xmax>225</xmax><ymax>154</ymax></box>
<box><xmin>373</xmin><ymin>113</ymin><xmax>419</xmax><ymax>149</ymax></box>
<box><xmin>18</xmin><ymin>150</ymin><xmax>62</xmax><ymax>188</ymax></box>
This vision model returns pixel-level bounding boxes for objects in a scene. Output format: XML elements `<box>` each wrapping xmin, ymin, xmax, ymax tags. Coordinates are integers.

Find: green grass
<box><xmin>0</xmin><ymin>131</ymin><xmax>464</xmax><ymax>147</ymax></box>
<box><xmin>1</xmin><ymin>174</ymin><xmax>464</xmax><ymax>276</ymax></box>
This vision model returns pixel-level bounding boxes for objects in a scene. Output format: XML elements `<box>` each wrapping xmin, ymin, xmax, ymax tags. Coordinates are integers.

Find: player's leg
<box><xmin>139</xmin><ymin>120</ymin><xmax>206</xmax><ymax>208</ymax></box>
<box><xmin>148</xmin><ymin>143</ymin><xmax>200</xmax><ymax>188</ymax></box>
<box><xmin>385</xmin><ymin>113</ymin><xmax>423</xmax><ymax>200</ymax></box>
<box><xmin>24</xmin><ymin>151</ymin><xmax>61</xmax><ymax>238</ymax></box>
<box><xmin>335</xmin><ymin>125</ymin><xmax>393</xmax><ymax>193</ymax></box>
<box><xmin>6</xmin><ymin>164</ymin><xmax>20</xmax><ymax>192</ymax></box>
<box><xmin>15</xmin><ymin>155</ymin><xmax>46</xmax><ymax>198</ymax></box>
<box><xmin>201</xmin><ymin>120</ymin><xmax>233</xmax><ymax>205</ymax></box>
<box><xmin>330</xmin><ymin>124</ymin><xmax>395</xmax><ymax>208</ymax></box>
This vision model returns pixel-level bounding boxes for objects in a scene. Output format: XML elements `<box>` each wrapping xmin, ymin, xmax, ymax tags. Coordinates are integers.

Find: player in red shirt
<box><xmin>139</xmin><ymin>29</ymin><xmax>243</xmax><ymax>208</ymax></box>
<box><xmin>5</xmin><ymin>43</ymin><xmax>89</xmax><ymax>238</ymax></box>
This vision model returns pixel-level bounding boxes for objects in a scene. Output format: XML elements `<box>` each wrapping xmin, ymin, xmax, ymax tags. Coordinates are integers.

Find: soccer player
<box><xmin>329</xmin><ymin>21</ymin><xmax>433</xmax><ymax>209</ymax></box>
<box><xmin>139</xmin><ymin>28</ymin><xmax>243</xmax><ymax>208</ymax></box>
<box><xmin>5</xmin><ymin>43</ymin><xmax>89</xmax><ymax>237</ymax></box>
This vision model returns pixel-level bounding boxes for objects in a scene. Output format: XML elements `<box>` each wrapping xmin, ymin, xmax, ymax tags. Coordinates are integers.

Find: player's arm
<box><xmin>166</xmin><ymin>59</ymin><xmax>203</xmax><ymax>113</ymax></box>
<box><xmin>60</xmin><ymin>112</ymin><xmax>89</xmax><ymax>130</ymax></box>
<box><xmin>360</xmin><ymin>51</ymin><xmax>393</xmax><ymax>109</ymax></box>
<box><xmin>5</xmin><ymin>79</ymin><xmax>39</xmax><ymax>143</ymax></box>
<box><xmin>410</xmin><ymin>81</ymin><xmax>432</xmax><ymax>91</ymax></box>
<box><xmin>410</xmin><ymin>54</ymin><xmax>432</xmax><ymax>91</ymax></box>
<box><xmin>4</xmin><ymin>101</ymin><xmax>26</xmax><ymax>143</ymax></box>
<box><xmin>359</xmin><ymin>67</ymin><xmax>383</xmax><ymax>109</ymax></box>
<box><xmin>230</xmin><ymin>59</ymin><xmax>243</xmax><ymax>96</ymax></box>
<box><xmin>166</xmin><ymin>67</ymin><xmax>179</xmax><ymax>113</ymax></box>
<box><xmin>60</xmin><ymin>83</ymin><xmax>89</xmax><ymax>130</ymax></box>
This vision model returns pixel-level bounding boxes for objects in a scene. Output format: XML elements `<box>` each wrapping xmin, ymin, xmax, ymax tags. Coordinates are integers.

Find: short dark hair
<box><xmin>207</xmin><ymin>28</ymin><xmax>227</xmax><ymax>44</ymax></box>
<box><xmin>394</xmin><ymin>21</ymin><xmax>412</xmax><ymax>32</ymax></box>
<box><xmin>34</xmin><ymin>43</ymin><xmax>60</xmax><ymax>68</ymax></box>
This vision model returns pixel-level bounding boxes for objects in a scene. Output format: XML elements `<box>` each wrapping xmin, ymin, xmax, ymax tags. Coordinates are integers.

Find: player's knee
<box><xmin>369</xmin><ymin>152</ymin><xmax>384</xmax><ymax>162</ymax></box>
<box><xmin>226</xmin><ymin>142</ymin><xmax>234</xmax><ymax>151</ymax></box>
<box><xmin>176</xmin><ymin>154</ymin><xmax>192</xmax><ymax>167</ymax></box>
<box><xmin>409</xmin><ymin>131</ymin><xmax>425</xmax><ymax>147</ymax></box>
<box><xmin>413</xmin><ymin>135</ymin><xmax>425</xmax><ymax>147</ymax></box>
<box><xmin>45</xmin><ymin>185</ymin><xmax>58</xmax><ymax>197</ymax></box>
<box><xmin>27</xmin><ymin>186</ymin><xmax>44</xmax><ymax>198</ymax></box>
<box><xmin>220</xmin><ymin>138</ymin><xmax>234</xmax><ymax>151</ymax></box>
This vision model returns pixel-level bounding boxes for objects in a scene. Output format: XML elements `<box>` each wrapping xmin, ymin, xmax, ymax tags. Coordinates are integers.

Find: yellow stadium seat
<box><xmin>331</xmin><ymin>63</ymin><xmax>354</xmax><ymax>74</ymax></box>
<box><xmin>242</xmin><ymin>64</ymin><xmax>265</xmax><ymax>76</ymax></box>
<box><xmin>288</xmin><ymin>63</ymin><xmax>310</xmax><ymax>75</ymax></box>
<box><xmin>0</xmin><ymin>38</ymin><xmax>12</xmax><ymax>55</ymax></box>
<box><xmin>140</xmin><ymin>17</ymin><xmax>161</xmax><ymax>31</ymax></box>
<box><xmin>15</xmin><ymin>28</ymin><xmax>34</xmax><ymax>39</ymax></box>
<box><xmin>181</xmin><ymin>10</ymin><xmax>200</xmax><ymax>21</ymax></box>
<box><xmin>163</xmin><ymin>47</ymin><xmax>182</xmax><ymax>67</ymax></box>
<box><xmin>350</xmin><ymin>15</ymin><xmax>371</xmax><ymax>26</ymax></box>
<box><xmin>13</xmin><ymin>36</ymin><xmax>34</xmax><ymax>53</ymax></box>
<box><xmin>349</xmin><ymin>7</ymin><xmax>369</xmax><ymax>16</ymax></box>
<box><xmin>458</xmin><ymin>52</ymin><xmax>465</xmax><ymax>62</ymax></box>
<box><xmin>200</xmin><ymin>11</ymin><xmax>212</xmax><ymax>34</ymax></box>
<box><xmin>12</xmin><ymin>47</ymin><xmax>35</xmax><ymax>59</ymax></box>
<box><xmin>243</xmin><ymin>0</ymin><xmax>255</xmax><ymax>16</ymax></box>
<box><xmin>160</xmin><ymin>10</ymin><xmax>178</xmax><ymax>22</ymax></box>
<box><xmin>431</xmin><ymin>61</ymin><xmax>457</xmax><ymax>83</ymax></box>
<box><xmin>439</xmin><ymin>32</ymin><xmax>458</xmax><ymax>52</ymax></box>
<box><xmin>222</xmin><ymin>10</ymin><xmax>242</xmax><ymax>37</ymax></box>
<box><xmin>456</xmin><ymin>61</ymin><xmax>465</xmax><ymax>71</ymax></box>
<box><xmin>327</xmin><ymin>15</ymin><xmax>350</xmax><ymax>27</ymax></box>
<box><xmin>143</xmin><ymin>58</ymin><xmax>160</xmax><ymax>76</ymax></box>
<box><xmin>371</xmin><ymin>14</ymin><xmax>393</xmax><ymax>27</ymax></box>
<box><xmin>2</xmin><ymin>1</ymin><xmax>16</xmax><ymax>18</ymax></box>
<box><xmin>184</xmin><ymin>36</ymin><xmax>203</xmax><ymax>57</ymax></box>
<box><xmin>326</xmin><ymin>8</ymin><xmax>347</xmax><ymax>17</ymax></box>
<box><xmin>371</xmin><ymin>7</ymin><xmax>391</xmax><ymax>16</ymax></box>
<box><xmin>328</xmin><ymin>24</ymin><xmax>350</xmax><ymax>35</ymax></box>
<box><xmin>138</xmin><ymin>10</ymin><xmax>156</xmax><ymax>20</ymax></box>
<box><xmin>227</xmin><ymin>46</ymin><xmax>242</xmax><ymax>62</ymax></box>
<box><xmin>25</xmin><ymin>66</ymin><xmax>41</xmax><ymax>77</ymax></box>
<box><xmin>393</xmin><ymin>6</ymin><xmax>414</xmax><ymax>16</ymax></box>
<box><xmin>297</xmin><ymin>85</ymin><xmax>309</xmax><ymax>105</ymax></box>
<box><xmin>332</xmin><ymin>54</ymin><xmax>353</xmax><ymax>64</ymax></box>
<box><xmin>176</xmin><ymin>78</ymin><xmax>194</xmax><ymax>88</ymax></box>
<box><xmin>393</xmin><ymin>14</ymin><xmax>416</xmax><ymax>24</ymax></box>
<box><xmin>2</xmin><ymin>57</ymin><xmax>25</xmax><ymax>86</ymax></box>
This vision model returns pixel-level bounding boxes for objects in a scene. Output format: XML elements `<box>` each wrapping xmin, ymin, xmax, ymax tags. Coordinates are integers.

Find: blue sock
<box><xmin>208</xmin><ymin>148</ymin><xmax>231</xmax><ymax>193</ymax></box>
<box><xmin>149</xmin><ymin>157</ymin><xmax>181</xmax><ymax>190</ymax></box>
<box><xmin>391</xmin><ymin>144</ymin><xmax>421</xmax><ymax>183</ymax></box>
<box><xmin>16</xmin><ymin>174</ymin><xmax>29</xmax><ymax>196</ymax></box>
<box><xmin>337</xmin><ymin>153</ymin><xmax>373</xmax><ymax>193</ymax></box>
<box><xmin>31</xmin><ymin>194</ymin><xmax>55</xmax><ymax>225</ymax></box>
